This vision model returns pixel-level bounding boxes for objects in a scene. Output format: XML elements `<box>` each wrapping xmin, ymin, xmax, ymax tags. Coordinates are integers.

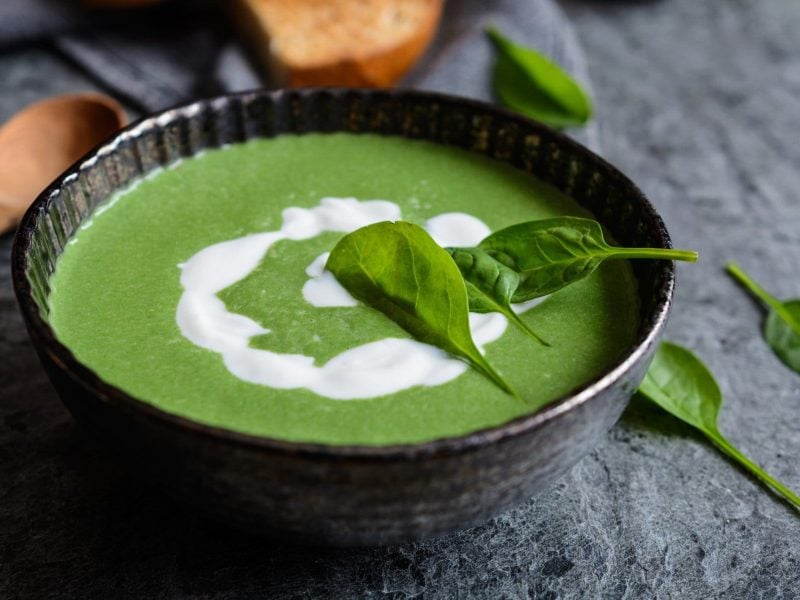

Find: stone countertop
<box><xmin>2</xmin><ymin>0</ymin><xmax>799</xmax><ymax>597</ymax></box>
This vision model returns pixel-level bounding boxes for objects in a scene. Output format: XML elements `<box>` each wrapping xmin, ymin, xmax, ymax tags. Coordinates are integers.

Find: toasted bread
<box><xmin>230</xmin><ymin>0</ymin><xmax>444</xmax><ymax>88</ymax></box>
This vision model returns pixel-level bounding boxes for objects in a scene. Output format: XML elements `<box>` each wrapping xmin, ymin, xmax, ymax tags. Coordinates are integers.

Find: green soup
<box><xmin>47</xmin><ymin>133</ymin><xmax>640</xmax><ymax>445</ymax></box>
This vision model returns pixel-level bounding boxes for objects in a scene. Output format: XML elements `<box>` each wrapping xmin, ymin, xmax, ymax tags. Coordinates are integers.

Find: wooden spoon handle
<box><xmin>0</xmin><ymin>93</ymin><xmax>127</xmax><ymax>235</ymax></box>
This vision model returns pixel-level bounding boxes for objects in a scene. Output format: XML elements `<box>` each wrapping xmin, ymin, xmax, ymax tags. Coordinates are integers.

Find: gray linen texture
<box><xmin>0</xmin><ymin>0</ymin><xmax>597</xmax><ymax>146</ymax></box>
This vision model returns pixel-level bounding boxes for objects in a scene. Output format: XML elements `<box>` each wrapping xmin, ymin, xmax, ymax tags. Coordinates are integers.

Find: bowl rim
<box><xmin>11</xmin><ymin>87</ymin><xmax>674</xmax><ymax>461</ymax></box>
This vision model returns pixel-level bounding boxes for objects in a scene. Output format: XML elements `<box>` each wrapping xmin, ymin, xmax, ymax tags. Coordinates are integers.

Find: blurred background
<box><xmin>0</xmin><ymin>0</ymin><xmax>586</xmax><ymax>114</ymax></box>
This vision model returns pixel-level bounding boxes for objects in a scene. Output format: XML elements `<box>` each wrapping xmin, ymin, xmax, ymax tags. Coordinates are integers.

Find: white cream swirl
<box><xmin>176</xmin><ymin>197</ymin><xmax>543</xmax><ymax>400</ymax></box>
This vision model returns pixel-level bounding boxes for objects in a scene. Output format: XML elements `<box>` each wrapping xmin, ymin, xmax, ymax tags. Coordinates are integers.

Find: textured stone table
<box><xmin>2</xmin><ymin>0</ymin><xmax>799</xmax><ymax>597</ymax></box>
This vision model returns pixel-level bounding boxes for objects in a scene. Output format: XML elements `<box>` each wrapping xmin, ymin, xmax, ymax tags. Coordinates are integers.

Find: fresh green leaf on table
<box><xmin>326</xmin><ymin>221</ymin><xmax>518</xmax><ymax>397</ymax></box>
<box><xmin>479</xmin><ymin>217</ymin><xmax>699</xmax><ymax>302</ymax></box>
<box><xmin>638</xmin><ymin>341</ymin><xmax>800</xmax><ymax>510</ymax></box>
<box><xmin>446</xmin><ymin>246</ymin><xmax>549</xmax><ymax>347</ymax></box>
<box><xmin>486</xmin><ymin>26</ymin><xmax>592</xmax><ymax>128</ymax></box>
<box><xmin>727</xmin><ymin>261</ymin><xmax>800</xmax><ymax>373</ymax></box>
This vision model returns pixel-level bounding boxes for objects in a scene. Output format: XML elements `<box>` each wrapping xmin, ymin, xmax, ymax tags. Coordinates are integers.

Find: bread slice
<box><xmin>229</xmin><ymin>0</ymin><xmax>444</xmax><ymax>88</ymax></box>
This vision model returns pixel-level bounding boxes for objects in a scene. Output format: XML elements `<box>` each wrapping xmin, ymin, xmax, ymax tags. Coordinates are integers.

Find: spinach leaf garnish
<box><xmin>479</xmin><ymin>217</ymin><xmax>699</xmax><ymax>301</ymax></box>
<box><xmin>639</xmin><ymin>342</ymin><xmax>800</xmax><ymax>510</ymax></box>
<box><xmin>487</xmin><ymin>26</ymin><xmax>592</xmax><ymax>128</ymax></box>
<box><xmin>446</xmin><ymin>247</ymin><xmax>549</xmax><ymax>346</ymax></box>
<box><xmin>326</xmin><ymin>221</ymin><xmax>518</xmax><ymax>397</ymax></box>
<box><xmin>326</xmin><ymin>217</ymin><xmax>699</xmax><ymax>399</ymax></box>
<box><xmin>727</xmin><ymin>262</ymin><xmax>800</xmax><ymax>373</ymax></box>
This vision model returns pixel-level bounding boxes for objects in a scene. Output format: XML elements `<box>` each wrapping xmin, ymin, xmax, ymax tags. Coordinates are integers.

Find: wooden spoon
<box><xmin>0</xmin><ymin>93</ymin><xmax>127</xmax><ymax>234</ymax></box>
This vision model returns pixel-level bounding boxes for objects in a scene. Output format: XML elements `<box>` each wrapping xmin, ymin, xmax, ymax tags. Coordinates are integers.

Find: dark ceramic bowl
<box><xmin>12</xmin><ymin>89</ymin><xmax>674</xmax><ymax>546</ymax></box>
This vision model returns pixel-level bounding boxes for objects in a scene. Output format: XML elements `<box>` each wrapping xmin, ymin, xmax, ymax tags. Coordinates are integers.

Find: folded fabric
<box><xmin>2</xmin><ymin>0</ymin><xmax>597</xmax><ymax>147</ymax></box>
<box><xmin>0</xmin><ymin>0</ymin><xmax>94</xmax><ymax>44</ymax></box>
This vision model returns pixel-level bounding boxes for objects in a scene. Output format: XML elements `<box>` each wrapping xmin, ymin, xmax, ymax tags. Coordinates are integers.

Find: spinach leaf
<box><xmin>446</xmin><ymin>247</ymin><xmax>549</xmax><ymax>346</ymax></box>
<box><xmin>479</xmin><ymin>217</ymin><xmax>699</xmax><ymax>302</ymax></box>
<box><xmin>486</xmin><ymin>27</ymin><xmax>592</xmax><ymax>128</ymax></box>
<box><xmin>639</xmin><ymin>341</ymin><xmax>800</xmax><ymax>510</ymax></box>
<box><xmin>727</xmin><ymin>262</ymin><xmax>800</xmax><ymax>373</ymax></box>
<box><xmin>326</xmin><ymin>221</ymin><xmax>518</xmax><ymax>397</ymax></box>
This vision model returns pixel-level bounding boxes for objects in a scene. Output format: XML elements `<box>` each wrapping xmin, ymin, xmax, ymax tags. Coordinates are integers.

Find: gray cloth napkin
<box><xmin>0</xmin><ymin>0</ymin><xmax>597</xmax><ymax>147</ymax></box>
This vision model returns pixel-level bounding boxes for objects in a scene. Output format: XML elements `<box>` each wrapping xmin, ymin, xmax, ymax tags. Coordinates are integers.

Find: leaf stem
<box><xmin>726</xmin><ymin>261</ymin><xmax>783</xmax><ymax>312</ymax></box>
<box><xmin>475</xmin><ymin>360</ymin><xmax>522</xmax><ymax>401</ymax></box>
<box><xmin>710</xmin><ymin>433</ymin><xmax>800</xmax><ymax>509</ymax></box>
<box><xmin>611</xmin><ymin>248</ymin><xmax>699</xmax><ymax>263</ymax></box>
<box><xmin>505</xmin><ymin>309</ymin><xmax>550</xmax><ymax>347</ymax></box>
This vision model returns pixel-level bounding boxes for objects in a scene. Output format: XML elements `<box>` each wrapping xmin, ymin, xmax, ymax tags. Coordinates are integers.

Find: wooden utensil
<box><xmin>0</xmin><ymin>93</ymin><xmax>126</xmax><ymax>234</ymax></box>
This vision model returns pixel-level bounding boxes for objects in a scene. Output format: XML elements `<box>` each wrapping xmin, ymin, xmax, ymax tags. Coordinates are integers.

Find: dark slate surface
<box><xmin>2</xmin><ymin>0</ymin><xmax>800</xmax><ymax>597</ymax></box>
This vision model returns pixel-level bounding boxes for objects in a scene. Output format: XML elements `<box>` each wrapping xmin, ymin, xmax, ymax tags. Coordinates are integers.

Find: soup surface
<box><xmin>48</xmin><ymin>133</ymin><xmax>640</xmax><ymax>445</ymax></box>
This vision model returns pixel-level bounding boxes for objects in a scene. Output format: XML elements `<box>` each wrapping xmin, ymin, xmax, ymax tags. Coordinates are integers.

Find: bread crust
<box><xmin>229</xmin><ymin>0</ymin><xmax>444</xmax><ymax>88</ymax></box>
